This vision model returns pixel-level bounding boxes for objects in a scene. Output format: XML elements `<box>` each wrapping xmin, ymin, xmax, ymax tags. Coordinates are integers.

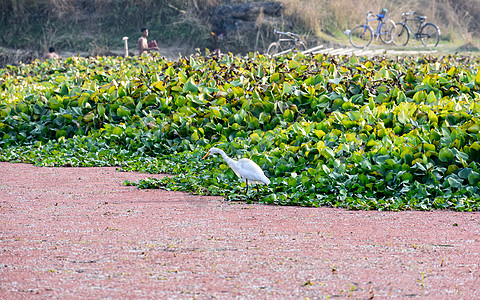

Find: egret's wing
<box><xmin>236</xmin><ymin>158</ymin><xmax>270</xmax><ymax>185</ymax></box>
<box><xmin>230</xmin><ymin>167</ymin><xmax>242</xmax><ymax>180</ymax></box>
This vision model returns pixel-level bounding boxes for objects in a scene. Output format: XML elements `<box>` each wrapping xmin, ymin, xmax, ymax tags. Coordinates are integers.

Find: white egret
<box><xmin>202</xmin><ymin>147</ymin><xmax>270</xmax><ymax>194</ymax></box>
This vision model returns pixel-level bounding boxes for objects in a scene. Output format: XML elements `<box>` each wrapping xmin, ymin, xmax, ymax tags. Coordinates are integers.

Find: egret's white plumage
<box><xmin>202</xmin><ymin>147</ymin><xmax>270</xmax><ymax>192</ymax></box>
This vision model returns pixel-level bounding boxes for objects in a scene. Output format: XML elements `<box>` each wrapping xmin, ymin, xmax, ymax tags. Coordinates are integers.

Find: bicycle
<box><xmin>393</xmin><ymin>11</ymin><xmax>440</xmax><ymax>47</ymax></box>
<box><xmin>266</xmin><ymin>30</ymin><xmax>307</xmax><ymax>56</ymax></box>
<box><xmin>349</xmin><ymin>9</ymin><xmax>396</xmax><ymax>49</ymax></box>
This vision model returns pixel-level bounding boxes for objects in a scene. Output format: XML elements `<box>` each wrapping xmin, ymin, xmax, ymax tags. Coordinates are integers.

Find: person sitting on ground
<box><xmin>137</xmin><ymin>28</ymin><xmax>159</xmax><ymax>55</ymax></box>
<box><xmin>44</xmin><ymin>47</ymin><xmax>60</xmax><ymax>59</ymax></box>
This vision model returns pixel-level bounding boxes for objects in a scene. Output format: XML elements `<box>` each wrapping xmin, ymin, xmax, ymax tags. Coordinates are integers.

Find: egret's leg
<box><xmin>245</xmin><ymin>179</ymin><xmax>249</xmax><ymax>194</ymax></box>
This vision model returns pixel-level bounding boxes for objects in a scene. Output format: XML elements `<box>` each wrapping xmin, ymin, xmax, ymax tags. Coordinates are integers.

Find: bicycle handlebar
<box><xmin>274</xmin><ymin>29</ymin><xmax>299</xmax><ymax>37</ymax></box>
<box><xmin>402</xmin><ymin>10</ymin><xmax>426</xmax><ymax>20</ymax></box>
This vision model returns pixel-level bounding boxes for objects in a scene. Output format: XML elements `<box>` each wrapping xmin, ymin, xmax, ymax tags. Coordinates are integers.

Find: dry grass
<box><xmin>1</xmin><ymin>0</ymin><xmax>479</xmax><ymax>54</ymax></box>
<box><xmin>280</xmin><ymin>0</ymin><xmax>479</xmax><ymax>45</ymax></box>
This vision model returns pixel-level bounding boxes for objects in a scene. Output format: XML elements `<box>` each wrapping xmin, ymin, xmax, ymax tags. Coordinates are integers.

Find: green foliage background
<box><xmin>1</xmin><ymin>51</ymin><xmax>480</xmax><ymax>210</ymax></box>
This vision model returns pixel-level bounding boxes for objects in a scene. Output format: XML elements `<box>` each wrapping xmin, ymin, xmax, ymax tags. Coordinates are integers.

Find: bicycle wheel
<box><xmin>379</xmin><ymin>19</ymin><xmax>396</xmax><ymax>44</ymax></box>
<box><xmin>393</xmin><ymin>23</ymin><xmax>409</xmax><ymax>46</ymax></box>
<box><xmin>266</xmin><ymin>42</ymin><xmax>280</xmax><ymax>56</ymax></box>
<box><xmin>293</xmin><ymin>41</ymin><xmax>307</xmax><ymax>53</ymax></box>
<box><xmin>420</xmin><ymin>23</ymin><xmax>440</xmax><ymax>47</ymax></box>
<box><xmin>349</xmin><ymin>25</ymin><xmax>373</xmax><ymax>49</ymax></box>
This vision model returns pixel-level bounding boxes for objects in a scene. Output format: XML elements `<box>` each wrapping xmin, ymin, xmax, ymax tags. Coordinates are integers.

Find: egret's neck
<box><xmin>217</xmin><ymin>149</ymin><xmax>236</xmax><ymax>167</ymax></box>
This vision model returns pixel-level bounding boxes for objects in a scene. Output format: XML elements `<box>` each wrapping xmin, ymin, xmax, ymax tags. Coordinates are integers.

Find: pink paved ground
<box><xmin>0</xmin><ymin>162</ymin><xmax>479</xmax><ymax>299</ymax></box>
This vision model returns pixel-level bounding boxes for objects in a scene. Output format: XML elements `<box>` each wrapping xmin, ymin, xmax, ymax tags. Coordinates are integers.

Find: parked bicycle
<box><xmin>266</xmin><ymin>30</ymin><xmax>306</xmax><ymax>56</ymax></box>
<box><xmin>349</xmin><ymin>9</ymin><xmax>396</xmax><ymax>49</ymax></box>
<box><xmin>393</xmin><ymin>11</ymin><xmax>440</xmax><ymax>47</ymax></box>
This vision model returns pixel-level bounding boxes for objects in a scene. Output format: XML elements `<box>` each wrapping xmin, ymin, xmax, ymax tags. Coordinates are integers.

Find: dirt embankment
<box><xmin>0</xmin><ymin>2</ymin><xmax>282</xmax><ymax>67</ymax></box>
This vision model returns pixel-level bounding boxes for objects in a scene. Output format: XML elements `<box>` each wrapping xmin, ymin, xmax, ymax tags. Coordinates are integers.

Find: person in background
<box><xmin>211</xmin><ymin>31</ymin><xmax>224</xmax><ymax>56</ymax></box>
<box><xmin>44</xmin><ymin>47</ymin><xmax>59</xmax><ymax>59</ymax></box>
<box><xmin>137</xmin><ymin>28</ymin><xmax>159</xmax><ymax>55</ymax></box>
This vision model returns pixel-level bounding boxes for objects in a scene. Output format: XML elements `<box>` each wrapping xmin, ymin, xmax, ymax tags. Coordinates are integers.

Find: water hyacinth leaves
<box><xmin>1</xmin><ymin>53</ymin><xmax>480</xmax><ymax>210</ymax></box>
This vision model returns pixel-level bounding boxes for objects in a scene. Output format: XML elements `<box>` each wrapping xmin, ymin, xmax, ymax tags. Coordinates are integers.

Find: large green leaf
<box><xmin>117</xmin><ymin>106</ymin><xmax>130</xmax><ymax>118</ymax></box>
<box><xmin>439</xmin><ymin>148</ymin><xmax>454</xmax><ymax>163</ymax></box>
<box><xmin>447</xmin><ymin>177</ymin><xmax>462</xmax><ymax>188</ymax></box>
<box><xmin>183</xmin><ymin>80</ymin><xmax>198</xmax><ymax>93</ymax></box>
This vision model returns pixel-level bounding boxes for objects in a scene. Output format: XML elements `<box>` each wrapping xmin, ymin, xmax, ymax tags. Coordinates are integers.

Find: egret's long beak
<box><xmin>202</xmin><ymin>152</ymin><xmax>210</xmax><ymax>159</ymax></box>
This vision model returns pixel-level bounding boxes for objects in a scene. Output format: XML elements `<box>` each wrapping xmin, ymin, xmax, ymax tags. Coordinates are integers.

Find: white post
<box><xmin>123</xmin><ymin>37</ymin><xmax>129</xmax><ymax>57</ymax></box>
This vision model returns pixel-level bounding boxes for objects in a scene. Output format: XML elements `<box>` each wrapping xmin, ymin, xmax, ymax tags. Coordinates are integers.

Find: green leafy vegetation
<box><xmin>1</xmin><ymin>52</ymin><xmax>480</xmax><ymax>210</ymax></box>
